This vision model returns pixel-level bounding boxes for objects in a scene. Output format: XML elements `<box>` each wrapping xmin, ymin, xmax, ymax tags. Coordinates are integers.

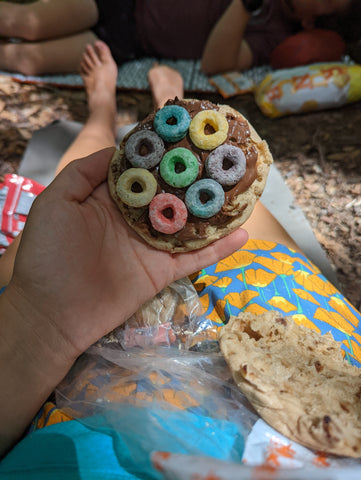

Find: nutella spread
<box><xmin>112</xmin><ymin>98</ymin><xmax>258</xmax><ymax>241</ymax></box>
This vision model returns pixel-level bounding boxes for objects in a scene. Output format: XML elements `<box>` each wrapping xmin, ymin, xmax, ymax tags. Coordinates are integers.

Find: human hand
<box><xmin>6</xmin><ymin>148</ymin><xmax>248</xmax><ymax>367</ymax></box>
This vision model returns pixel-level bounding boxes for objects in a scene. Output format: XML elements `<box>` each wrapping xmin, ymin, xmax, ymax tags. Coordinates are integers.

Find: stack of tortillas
<box><xmin>219</xmin><ymin>310</ymin><xmax>361</xmax><ymax>457</ymax></box>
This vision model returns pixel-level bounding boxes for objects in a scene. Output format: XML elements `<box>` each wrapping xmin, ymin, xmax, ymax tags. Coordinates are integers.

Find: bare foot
<box><xmin>80</xmin><ymin>40</ymin><xmax>118</xmax><ymax>120</ymax></box>
<box><xmin>148</xmin><ymin>65</ymin><xmax>184</xmax><ymax>109</ymax></box>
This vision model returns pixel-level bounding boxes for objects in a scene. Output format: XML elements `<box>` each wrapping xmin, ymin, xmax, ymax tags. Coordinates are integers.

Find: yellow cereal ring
<box><xmin>116</xmin><ymin>168</ymin><xmax>157</xmax><ymax>207</ymax></box>
<box><xmin>189</xmin><ymin>110</ymin><xmax>229</xmax><ymax>150</ymax></box>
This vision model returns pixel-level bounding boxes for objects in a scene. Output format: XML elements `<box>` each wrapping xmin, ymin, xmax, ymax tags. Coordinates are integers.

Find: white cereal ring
<box><xmin>116</xmin><ymin>168</ymin><xmax>157</xmax><ymax>207</ymax></box>
<box><xmin>189</xmin><ymin>110</ymin><xmax>229</xmax><ymax>150</ymax></box>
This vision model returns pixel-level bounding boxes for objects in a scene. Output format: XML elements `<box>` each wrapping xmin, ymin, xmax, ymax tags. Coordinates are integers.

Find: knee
<box><xmin>7</xmin><ymin>6</ymin><xmax>49</xmax><ymax>42</ymax></box>
<box><xmin>13</xmin><ymin>48</ymin><xmax>44</xmax><ymax>76</ymax></box>
<box><xmin>15</xmin><ymin>15</ymin><xmax>44</xmax><ymax>42</ymax></box>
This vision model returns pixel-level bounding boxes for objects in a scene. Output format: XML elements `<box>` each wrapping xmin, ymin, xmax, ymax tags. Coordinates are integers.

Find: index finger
<box><xmin>171</xmin><ymin>227</ymin><xmax>249</xmax><ymax>281</ymax></box>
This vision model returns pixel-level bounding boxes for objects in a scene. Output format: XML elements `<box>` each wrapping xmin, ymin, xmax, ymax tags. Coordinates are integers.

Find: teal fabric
<box><xmin>0</xmin><ymin>405</ymin><xmax>244</xmax><ymax>480</ymax></box>
<box><xmin>192</xmin><ymin>243</ymin><xmax>361</xmax><ymax>367</ymax></box>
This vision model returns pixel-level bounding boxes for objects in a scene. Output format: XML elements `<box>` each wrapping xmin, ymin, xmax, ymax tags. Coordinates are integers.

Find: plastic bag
<box><xmin>96</xmin><ymin>277</ymin><xmax>219</xmax><ymax>352</ymax></box>
<box><xmin>55</xmin><ymin>347</ymin><xmax>257</xmax><ymax>479</ymax></box>
<box><xmin>55</xmin><ymin>344</ymin><xmax>361</xmax><ymax>479</ymax></box>
<box><xmin>54</xmin><ymin>277</ymin><xmax>361</xmax><ymax>479</ymax></box>
<box><xmin>254</xmin><ymin>62</ymin><xmax>361</xmax><ymax>118</ymax></box>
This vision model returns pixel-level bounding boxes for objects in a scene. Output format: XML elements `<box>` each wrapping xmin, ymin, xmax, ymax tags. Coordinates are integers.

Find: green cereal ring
<box><xmin>189</xmin><ymin>110</ymin><xmax>229</xmax><ymax>150</ymax></box>
<box><xmin>159</xmin><ymin>147</ymin><xmax>199</xmax><ymax>188</ymax></box>
<box><xmin>116</xmin><ymin>168</ymin><xmax>157</xmax><ymax>207</ymax></box>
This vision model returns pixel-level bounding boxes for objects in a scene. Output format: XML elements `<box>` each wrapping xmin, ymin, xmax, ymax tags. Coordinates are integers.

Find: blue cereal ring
<box><xmin>206</xmin><ymin>144</ymin><xmax>246</xmax><ymax>186</ymax></box>
<box><xmin>185</xmin><ymin>179</ymin><xmax>225</xmax><ymax>218</ymax></box>
<box><xmin>125</xmin><ymin>130</ymin><xmax>165</xmax><ymax>169</ymax></box>
<box><xmin>116</xmin><ymin>168</ymin><xmax>157</xmax><ymax>207</ymax></box>
<box><xmin>160</xmin><ymin>147</ymin><xmax>199</xmax><ymax>188</ymax></box>
<box><xmin>153</xmin><ymin>105</ymin><xmax>191</xmax><ymax>142</ymax></box>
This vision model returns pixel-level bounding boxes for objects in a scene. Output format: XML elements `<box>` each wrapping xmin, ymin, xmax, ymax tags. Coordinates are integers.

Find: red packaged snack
<box><xmin>0</xmin><ymin>174</ymin><xmax>45</xmax><ymax>254</ymax></box>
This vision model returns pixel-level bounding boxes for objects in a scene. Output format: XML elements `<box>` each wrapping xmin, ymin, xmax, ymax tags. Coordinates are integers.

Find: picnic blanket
<box><xmin>0</xmin><ymin>58</ymin><xmax>271</xmax><ymax>96</ymax></box>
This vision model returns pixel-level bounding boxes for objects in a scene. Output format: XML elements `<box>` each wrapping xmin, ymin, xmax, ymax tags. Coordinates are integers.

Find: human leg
<box><xmin>0</xmin><ymin>0</ymin><xmax>98</xmax><ymax>41</ymax></box>
<box><xmin>0</xmin><ymin>30</ymin><xmax>98</xmax><ymax>75</ymax></box>
<box><xmin>147</xmin><ymin>65</ymin><xmax>184</xmax><ymax>109</ymax></box>
<box><xmin>55</xmin><ymin>40</ymin><xmax>118</xmax><ymax>174</ymax></box>
<box><xmin>242</xmin><ymin>201</ymin><xmax>302</xmax><ymax>253</ymax></box>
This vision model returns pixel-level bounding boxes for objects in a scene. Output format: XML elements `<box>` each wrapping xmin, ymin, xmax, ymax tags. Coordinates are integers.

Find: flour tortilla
<box><xmin>108</xmin><ymin>99</ymin><xmax>273</xmax><ymax>252</ymax></box>
<box><xmin>219</xmin><ymin>310</ymin><xmax>361</xmax><ymax>457</ymax></box>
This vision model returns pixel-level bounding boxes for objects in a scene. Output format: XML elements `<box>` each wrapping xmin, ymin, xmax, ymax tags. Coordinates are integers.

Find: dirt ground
<box><xmin>0</xmin><ymin>74</ymin><xmax>360</xmax><ymax>308</ymax></box>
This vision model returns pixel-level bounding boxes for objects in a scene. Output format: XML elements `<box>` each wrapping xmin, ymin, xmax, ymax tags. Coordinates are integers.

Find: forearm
<box><xmin>201</xmin><ymin>0</ymin><xmax>252</xmax><ymax>74</ymax></box>
<box><xmin>0</xmin><ymin>287</ymin><xmax>73</xmax><ymax>458</ymax></box>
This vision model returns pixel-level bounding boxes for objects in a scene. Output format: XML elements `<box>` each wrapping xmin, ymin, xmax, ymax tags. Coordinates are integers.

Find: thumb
<box><xmin>48</xmin><ymin>147</ymin><xmax>116</xmax><ymax>202</ymax></box>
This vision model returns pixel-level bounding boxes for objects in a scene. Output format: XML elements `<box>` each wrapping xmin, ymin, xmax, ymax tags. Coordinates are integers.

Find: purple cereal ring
<box><xmin>205</xmin><ymin>144</ymin><xmax>246</xmax><ymax>186</ymax></box>
<box><xmin>149</xmin><ymin>193</ymin><xmax>187</xmax><ymax>234</ymax></box>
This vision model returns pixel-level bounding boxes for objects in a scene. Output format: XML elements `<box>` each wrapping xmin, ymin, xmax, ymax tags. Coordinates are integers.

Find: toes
<box><xmin>87</xmin><ymin>43</ymin><xmax>101</xmax><ymax>66</ymax></box>
<box><xmin>94</xmin><ymin>40</ymin><xmax>113</xmax><ymax>63</ymax></box>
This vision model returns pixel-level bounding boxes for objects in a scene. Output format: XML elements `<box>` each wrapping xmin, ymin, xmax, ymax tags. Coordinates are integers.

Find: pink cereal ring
<box><xmin>149</xmin><ymin>193</ymin><xmax>187</xmax><ymax>234</ymax></box>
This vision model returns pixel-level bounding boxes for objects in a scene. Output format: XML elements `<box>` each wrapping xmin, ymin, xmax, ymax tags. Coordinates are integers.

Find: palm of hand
<box><xmin>8</xmin><ymin>149</ymin><xmax>247</xmax><ymax>359</ymax></box>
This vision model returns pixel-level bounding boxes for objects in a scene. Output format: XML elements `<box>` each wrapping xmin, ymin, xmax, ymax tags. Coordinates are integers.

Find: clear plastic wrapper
<box><xmin>55</xmin><ymin>347</ymin><xmax>257</xmax><ymax>479</ymax></box>
<box><xmin>55</xmin><ymin>279</ymin><xmax>361</xmax><ymax>479</ymax></box>
<box><xmin>96</xmin><ymin>277</ymin><xmax>219</xmax><ymax>352</ymax></box>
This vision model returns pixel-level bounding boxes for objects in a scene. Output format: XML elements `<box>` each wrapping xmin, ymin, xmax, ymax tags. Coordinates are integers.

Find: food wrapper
<box><xmin>96</xmin><ymin>277</ymin><xmax>219</xmax><ymax>352</ymax></box>
<box><xmin>209</xmin><ymin>65</ymin><xmax>272</xmax><ymax>98</ymax></box>
<box><xmin>0</xmin><ymin>173</ymin><xmax>45</xmax><ymax>254</ymax></box>
<box><xmin>254</xmin><ymin>62</ymin><xmax>361</xmax><ymax>118</ymax></box>
<box><xmin>55</xmin><ymin>343</ymin><xmax>361</xmax><ymax>479</ymax></box>
<box><xmin>55</xmin><ymin>347</ymin><xmax>257</xmax><ymax>479</ymax></box>
<box><xmin>151</xmin><ymin>419</ymin><xmax>361</xmax><ymax>479</ymax></box>
<box><xmin>53</xmin><ymin>247</ymin><xmax>361</xmax><ymax>478</ymax></box>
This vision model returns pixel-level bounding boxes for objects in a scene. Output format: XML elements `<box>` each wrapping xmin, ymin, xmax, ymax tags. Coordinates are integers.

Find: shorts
<box><xmin>92</xmin><ymin>0</ymin><xmax>144</xmax><ymax>65</ymax></box>
<box><xmin>191</xmin><ymin>239</ymin><xmax>361</xmax><ymax>367</ymax></box>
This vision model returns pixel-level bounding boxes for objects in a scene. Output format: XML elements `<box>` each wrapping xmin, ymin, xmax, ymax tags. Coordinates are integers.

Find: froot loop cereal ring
<box><xmin>205</xmin><ymin>144</ymin><xmax>246</xmax><ymax>186</ymax></box>
<box><xmin>185</xmin><ymin>179</ymin><xmax>225</xmax><ymax>219</ymax></box>
<box><xmin>116</xmin><ymin>168</ymin><xmax>157</xmax><ymax>207</ymax></box>
<box><xmin>189</xmin><ymin>110</ymin><xmax>229</xmax><ymax>150</ymax></box>
<box><xmin>159</xmin><ymin>147</ymin><xmax>199</xmax><ymax>188</ymax></box>
<box><xmin>125</xmin><ymin>130</ymin><xmax>165</xmax><ymax>169</ymax></box>
<box><xmin>154</xmin><ymin>105</ymin><xmax>191</xmax><ymax>142</ymax></box>
<box><xmin>149</xmin><ymin>193</ymin><xmax>188</xmax><ymax>234</ymax></box>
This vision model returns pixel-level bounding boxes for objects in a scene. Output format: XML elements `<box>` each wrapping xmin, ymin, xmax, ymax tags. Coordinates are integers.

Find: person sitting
<box><xmin>0</xmin><ymin>0</ymin><xmax>357</xmax><ymax>76</ymax></box>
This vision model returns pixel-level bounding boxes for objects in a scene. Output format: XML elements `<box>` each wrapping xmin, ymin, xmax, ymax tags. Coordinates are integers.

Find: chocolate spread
<box><xmin>113</xmin><ymin>98</ymin><xmax>258</xmax><ymax>241</ymax></box>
